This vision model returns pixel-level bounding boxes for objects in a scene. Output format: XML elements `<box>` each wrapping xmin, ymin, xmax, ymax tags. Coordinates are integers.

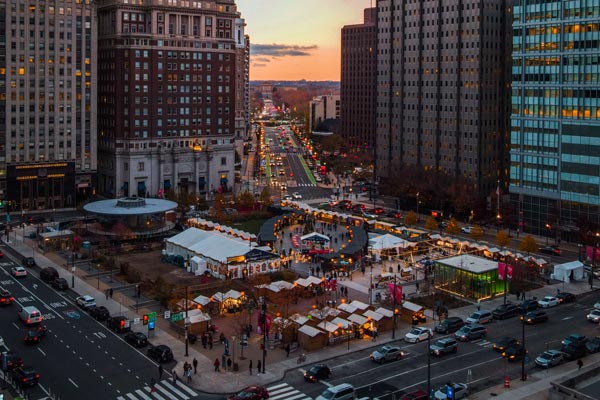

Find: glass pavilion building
<box><xmin>510</xmin><ymin>1</ymin><xmax>600</xmax><ymax>240</ymax></box>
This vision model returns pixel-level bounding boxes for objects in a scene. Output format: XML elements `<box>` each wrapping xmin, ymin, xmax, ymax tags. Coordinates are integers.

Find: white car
<box><xmin>292</xmin><ymin>192</ymin><xmax>302</xmax><ymax>200</ymax></box>
<box><xmin>76</xmin><ymin>295</ymin><xmax>96</xmax><ymax>310</ymax></box>
<box><xmin>460</xmin><ymin>226</ymin><xmax>473</xmax><ymax>234</ymax></box>
<box><xmin>404</xmin><ymin>327</ymin><xmax>433</xmax><ymax>343</ymax></box>
<box><xmin>434</xmin><ymin>382</ymin><xmax>468</xmax><ymax>400</ymax></box>
<box><xmin>594</xmin><ymin>301</ymin><xmax>600</xmax><ymax>310</ymax></box>
<box><xmin>11</xmin><ymin>266</ymin><xmax>28</xmax><ymax>278</ymax></box>
<box><xmin>538</xmin><ymin>296</ymin><xmax>559</xmax><ymax>308</ymax></box>
<box><xmin>587</xmin><ymin>309</ymin><xmax>600</xmax><ymax>323</ymax></box>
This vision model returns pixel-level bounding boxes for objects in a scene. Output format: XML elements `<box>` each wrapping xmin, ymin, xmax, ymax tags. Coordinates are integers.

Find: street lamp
<box><xmin>97</xmin><ymin>263</ymin><xmax>101</xmax><ymax>289</ymax></box>
<box><xmin>545</xmin><ymin>224</ymin><xmax>551</xmax><ymax>245</ymax></box>
<box><xmin>521</xmin><ymin>305</ymin><xmax>527</xmax><ymax>381</ymax></box>
<box><xmin>185</xmin><ymin>286</ymin><xmax>189</xmax><ymax>357</ymax></box>
<box><xmin>392</xmin><ymin>275</ymin><xmax>398</xmax><ymax>339</ymax></box>
<box><xmin>427</xmin><ymin>330</ymin><xmax>432</xmax><ymax>397</ymax></box>
<box><xmin>232</xmin><ymin>335</ymin><xmax>236</xmax><ymax>364</ymax></box>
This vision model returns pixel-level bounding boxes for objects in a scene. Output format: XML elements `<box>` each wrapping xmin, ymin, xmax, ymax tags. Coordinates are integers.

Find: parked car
<box><xmin>429</xmin><ymin>338</ymin><xmax>458</xmax><ymax>356</ymax></box>
<box><xmin>228</xmin><ymin>385</ymin><xmax>269</xmax><ymax>400</ymax></box>
<box><xmin>466</xmin><ymin>310</ymin><xmax>492</xmax><ymax>324</ymax></box>
<box><xmin>107</xmin><ymin>316</ymin><xmax>130</xmax><ymax>333</ymax></box>
<box><xmin>460</xmin><ymin>226</ymin><xmax>473</xmax><ymax>234</ymax></box>
<box><xmin>40</xmin><ymin>267</ymin><xmax>59</xmax><ymax>283</ymax></box>
<box><xmin>0</xmin><ymin>289</ymin><xmax>15</xmax><ymax>306</ymax></box>
<box><xmin>12</xmin><ymin>366</ymin><xmax>40</xmax><ymax>388</ymax></box>
<box><xmin>585</xmin><ymin>336</ymin><xmax>600</xmax><ymax>354</ymax></box>
<box><xmin>124</xmin><ymin>331</ymin><xmax>149</xmax><ymax>348</ymax></box>
<box><xmin>502</xmin><ymin>344</ymin><xmax>527</xmax><ymax>362</ymax></box>
<box><xmin>538</xmin><ymin>296</ymin><xmax>559</xmax><ymax>308</ymax></box>
<box><xmin>11</xmin><ymin>266</ymin><xmax>27</xmax><ymax>278</ymax></box>
<box><xmin>492</xmin><ymin>304</ymin><xmax>519</xmax><ymax>320</ymax></box>
<box><xmin>24</xmin><ymin>325</ymin><xmax>47</xmax><ymax>344</ymax></box>
<box><xmin>386</xmin><ymin>210</ymin><xmax>401</xmax><ymax>219</ymax></box>
<box><xmin>292</xmin><ymin>192</ymin><xmax>302</xmax><ymax>200</ymax></box>
<box><xmin>51</xmin><ymin>278</ymin><xmax>69</xmax><ymax>291</ymax></box>
<box><xmin>89</xmin><ymin>306</ymin><xmax>110</xmax><ymax>321</ymax></box>
<box><xmin>147</xmin><ymin>344</ymin><xmax>174</xmax><ymax>363</ymax></box>
<box><xmin>535</xmin><ymin>350</ymin><xmax>564</xmax><ymax>368</ymax></box>
<box><xmin>434</xmin><ymin>317</ymin><xmax>465</xmax><ymax>334</ymax></box>
<box><xmin>586</xmin><ymin>309</ymin><xmax>600</xmax><ymax>323</ymax></box>
<box><xmin>493</xmin><ymin>337</ymin><xmax>520</xmax><ymax>353</ymax></box>
<box><xmin>433</xmin><ymin>383</ymin><xmax>468</xmax><ymax>400</ymax></box>
<box><xmin>399</xmin><ymin>390</ymin><xmax>428</xmax><ymax>400</ymax></box>
<box><xmin>540</xmin><ymin>246</ymin><xmax>561</xmax><ymax>256</ymax></box>
<box><xmin>562</xmin><ymin>334</ymin><xmax>587</xmax><ymax>347</ymax></box>
<box><xmin>370</xmin><ymin>345</ymin><xmax>404</xmax><ymax>363</ymax></box>
<box><xmin>303</xmin><ymin>364</ymin><xmax>332</xmax><ymax>382</ymax></box>
<box><xmin>76</xmin><ymin>295</ymin><xmax>96</xmax><ymax>310</ymax></box>
<box><xmin>518</xmin><ymin>299</ymin><xmax>539</xmax><ymax>313</ymax></box>
<box><xmin>282</xmin><ymin>195</ymin><xmax>292</xmax><ymax>201</ymax></box>
<box><xmin>520</xmin><ymin>310</ymin><xmax>548</xmax><ymax>324</ymax></box>
<box><xmin>404</xmin><ymin>327</ymin><xmax>433</xmax><ymax>343</ymax></box>
<box><xmin>24</xmin><ymin>257</ymin><xmax>36</xmax><ymax>268</ymax></box>
<box><xmin>316</xmin><ymin>383</ymin><xmax>356</xmax><ymax>400</ymax></box>
<box><xmin>373</xmin><ymin>207</ymin><xmax>385</xmax><ymax>215</ymax></box>
<box><xmin>556</xmin><ymin>292</ymin><xmax>576</xmax><ymax>304</ymax></box>
<box><xmin>594</xmin><ymin>301</ymin><xmax>600</xmax><ymax>309</ymax></box>
<box><xmin>454</xmin><ymin>324</ymin><xmax>487</xmax><ymax>341</ymax></box>
<box><xmin>562</xmin><ymin>343</ymin><xmax>587</xmax><ymax>361</ymax></box>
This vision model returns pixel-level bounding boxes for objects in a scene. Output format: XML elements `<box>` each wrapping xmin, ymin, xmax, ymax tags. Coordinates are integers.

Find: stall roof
<box><xmin>347</xmin><ymin>313</ymin><xmax>368</xmax><ymax>325</ymax></box>
<box><xmin>301</xmin><ymin>232</ymin><xmax>331</xmax><ymax>241</ymax></box>
<box><xmin>192</xmin><ymin>295</ymin><xmax>212</xmax><ymax>306</ymax></box>
<box><xmin>363</xmin><ymin>310</ymin><xmax>385</xmax><ymax>321</ymax></box>
<box><xmin>402</xmin><ymin>301</ymin><xmax>424</xmax><ymax>313</ymax></box>
<box><xmin>299</xmin><ymin>324</ymin><xmax>325</xmax><ymax>337</ymax></box>
<box><xmin>349</xmin><ymin>300</ymin><xmax>369</xmax><ymax>310</ymax></box>
<box><xmin>330</xmin><ymin>317</ymin><xmax>353</xmax><ymax>328</ymax></box>
<box><xmin>375</xmin><ymin>307</ymin><xmax>394</xmax><ymax>318</ymax></box>
<box><xmin>316</xmin><ymin>320</ymin><xmax>340</xmax><ymax>333</ymax></box>
<box><xmin>187</xmin><ymin>309</ymin><xmax>211</xmax><ymax>324</ymax></box>
<box><xmin>436</xmin><ymin>254</ymin><xmax>499</xmax><ymax>274</ymax></box>
<box><xmin>40</xmin><ymin>229</ymin><xmax>74</xmax><ymax>239</ymax></box>
<box><xmin>289</xmin><ymin>314</ymin><xmax>309</xmax><ymax>325</ymax></box>
<box><xmin>337</xmin><ymin>303</ymin><xmax>357</xmax><ymax>313</ymax></box>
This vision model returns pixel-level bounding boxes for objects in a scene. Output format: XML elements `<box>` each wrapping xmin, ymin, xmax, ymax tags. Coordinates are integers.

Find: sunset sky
<box><xmin>236</xmin><ymin>0</ymin><xmax>373</xmax><ymax>81</ymax></box>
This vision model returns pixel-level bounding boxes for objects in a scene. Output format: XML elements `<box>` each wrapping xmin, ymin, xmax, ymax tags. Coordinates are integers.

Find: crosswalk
<box><xmin>267</xmin><ymin>382</ymin><xmax>312</xmax><ymax>400</ymax></box>
<box><xmin>473</xmin><ymin>338</ymin><xmax>494</xmax><ymax>348</ymax></box>
<box><xmin>297</xmin><ymin>183</ymin><xmax>317</xmax><ymax>187</ymax></box>
<box><xmin>116</xmin><ymin>379</ymin><xmax>198</xmax><ymax>400</ymax></box>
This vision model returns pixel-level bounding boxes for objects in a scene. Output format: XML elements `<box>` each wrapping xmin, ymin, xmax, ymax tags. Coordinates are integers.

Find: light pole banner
<box><xmin>387</xmin><ymin>283</ymin><xmax>402</xmax><ymax>302</ymax></box>
<box><xmin>498</xmin><ymin>262</ymin><xmax>505</xmax><ymax>280</ymax></box>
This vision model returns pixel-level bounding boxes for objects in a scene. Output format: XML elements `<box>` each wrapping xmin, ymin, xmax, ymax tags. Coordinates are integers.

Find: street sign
<box><xmin>134</xmin><ymin>317</ymin><xmax>141</xmax><ymax>325</ymax></box>
<box><xmin>164</xmin><ymin>310</ymin><xmax>171</xmax><ymax>320</ymax></box>
<box><xmin>171</xmin><ymin>312</ymin><xmax>184</xmax><ymax>322</ymax></box>
<box><xmin>148</xmin><ymin>312</ymin><xmax>157</xmax><ymax>322</ymax></box>
<box><xmin>124</xmin><ymin>320</ymin><xmax>131</xmax><ymax>329</ymax></box>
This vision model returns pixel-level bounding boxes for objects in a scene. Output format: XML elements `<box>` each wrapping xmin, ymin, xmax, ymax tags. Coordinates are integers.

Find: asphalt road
<box><xmin>0</xmin><ymin>251</ymin><xmax>181</xmax><ymax>400</ymax></box>
<box><xmin>277</xmin><ymin>291</ymin><xmax>600</xmax><ymax>399</ymax></box>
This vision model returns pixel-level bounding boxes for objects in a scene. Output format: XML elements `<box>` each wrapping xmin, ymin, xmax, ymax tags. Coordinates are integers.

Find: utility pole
<box><xmin>261</xmin><ymin>301</ymin><xmax>267</xmax><ymax>373</ymax></box>
<box><xmin>392</xmin><ymin>275</ymin><xmax>397</xmax><ymax>339</ymax></box>
<box><xmin>185</xmin><ymin>285</ymin><xmax>189</xmax><ymax>357</ymax></box>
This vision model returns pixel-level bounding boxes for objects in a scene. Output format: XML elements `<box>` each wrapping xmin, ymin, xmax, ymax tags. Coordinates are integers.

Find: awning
<box><xmin>164</xmin><ymin>180</ymin><xmax>172</xmax><ymax>190</ymax></box>
<box><xmin>137</xmin><ymin>181</ymin><xmax>147</xmax><ymax>192</ymax></box>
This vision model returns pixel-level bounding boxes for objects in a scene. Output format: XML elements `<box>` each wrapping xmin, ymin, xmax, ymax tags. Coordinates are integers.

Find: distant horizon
<box><xmin>236</xmin><ymin>0</ymin><xmax>372</xmax><ymax>81</ymax></box>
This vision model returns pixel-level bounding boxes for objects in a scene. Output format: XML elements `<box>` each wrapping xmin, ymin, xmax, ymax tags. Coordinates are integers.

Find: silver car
<box><xmin>369</xmin><ymin>345</ymin><xmax>403</xmax><ymax>364</ymax></box>
<box><xmin>535</xmin><ymin>350</ymin><xmax>564</xmax><ymax>368</ymax></box>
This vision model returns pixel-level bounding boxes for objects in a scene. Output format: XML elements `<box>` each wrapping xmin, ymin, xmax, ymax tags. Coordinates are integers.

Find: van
<box><xmin>316</xmin><ymin>383</ymin><xmax>356</xmax><ymax>400</ymax></box>
<box><xmin>18</xmin><ymin>306</ymin><xmax>43</xmax><ymax>325</ymax></box>
<box><xmin>466</xmin><ymin>310</ymin><xmax>493</xmax><ymax>324</ymax></box>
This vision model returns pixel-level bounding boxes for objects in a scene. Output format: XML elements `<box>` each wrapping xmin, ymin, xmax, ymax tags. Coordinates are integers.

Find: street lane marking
<box><xmin>562</xmin><ymin>316</ymin><xmax>574</xmax><ymax>320</ymax></box>
<box><xmin>68</xmin><ymin>377</ymin><xmax>79</xmax><ymax>388</ymax></box>
<box><xmin>37</xmin><ymin>347</ymin><xmax>46</xmax><ymax>356</ymax></box>
<box><xmin>126</xmin><ymin>394</ymin><xmax>138</xmax><ymax>400</ymax></box>
<box><xmin>135</xmin><ymin>389</ymin><xmax>152</xmax><ymax>399</ymax></box>
<box><xmin>175</xmin><ymin>380</ymin><xmax>199</xmax><ymax>396</ymax></box>
<box><xmin>12</xmin><ymin>322</ymin><xmax>20</xmax><ymax>330</ymax></box>
<box><xmin>160</xmin><ymin>381</ymin><xmax>189</xmax><ymax>399</ymax></box>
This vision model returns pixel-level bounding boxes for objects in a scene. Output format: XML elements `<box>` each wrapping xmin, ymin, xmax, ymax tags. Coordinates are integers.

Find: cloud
<box><xmin>253</xmin><ymin>57</ymin><xmax>271</xmax><ymax>63</ymax></box>
<box><xmin>252</xmin><ymin>63</ymin><xmax>267</xmax><ymax>68</ymax></box>
<box><xmin>251</xmin><ymin>43</ymin><xmax>318</xmax><ymax>57</ymax></box>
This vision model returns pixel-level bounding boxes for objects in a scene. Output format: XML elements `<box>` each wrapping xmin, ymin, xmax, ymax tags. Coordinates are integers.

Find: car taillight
<box><xmin>22</xmin><ymin>378</ymin><xmax>27</xmax><ymax>382</ymax></box>
<box><xmin>35</xmin><ymin>374</ymin><xmax>40</xmax><ymax>379</ymax></box>
<box><xmin>26</xmin><ymin>319</ymin><xmax>30</xmax><ymax>324</ymax></box>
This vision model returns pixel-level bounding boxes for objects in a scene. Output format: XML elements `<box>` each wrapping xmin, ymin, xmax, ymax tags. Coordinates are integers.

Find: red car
<box><xmin>400</xmin><ymin>390</ymin><xmax>428</xmax><ymax>400</ymax></box>
<box><xmin>228</xmin><ymin>385</ymin><xmax>269</xmax><ymax>400</ymax></box>
<box><xmin>373</xmin><ymin>207</ymin><xmax>385</xmax><ymax>214</ymax></box>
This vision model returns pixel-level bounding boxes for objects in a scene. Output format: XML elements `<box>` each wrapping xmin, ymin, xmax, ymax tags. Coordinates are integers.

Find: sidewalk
<box><xmin>3</xmin><ymin>225</ymin><xmax>596</xmax><ymax>397</ymax></box>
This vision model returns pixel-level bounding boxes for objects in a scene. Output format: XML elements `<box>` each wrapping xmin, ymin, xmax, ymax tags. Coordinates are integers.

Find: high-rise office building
<box><xmin>96</xmin><ymin>0</ymin><xmax>242</xmax><ymax>199</ymax></box>
<box><xmin>0</xmin><ymin>1</ymin><xmax>97</xmax><ymax>211</ymax></box>
<box><xmin>341</xmin><ymin>8</ymin><xmax>377</xmax><ymax>150</ymax></box>
<box><xmin>375</xmin><ymin>0</ymin><xmax>510</xmax><ymax>198</ymax></box>
<box><xmin>309</xmin><ymin>95</ymin><xmax>340</xmax><ymax>132</ymax></box>
<box><xmin>234</xmin><ymin>18</ymin><xmax>249</xmax><ymax>141</ymax></box>
<box><xmin>510</xmin><ymin>1</ymin><xmax>600</xmax><ymax>237</ymax></box>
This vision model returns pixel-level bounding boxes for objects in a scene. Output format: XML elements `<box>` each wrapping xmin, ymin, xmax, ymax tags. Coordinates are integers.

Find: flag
<box><xmin>388</xmin><ymin>283</ymin><xmax>402</xmax><ymax>302</ymax></box>
<box><xmin>498</xmin><ymin>262</ymin><xmax>505</xmax><ymax>280</ymax></box>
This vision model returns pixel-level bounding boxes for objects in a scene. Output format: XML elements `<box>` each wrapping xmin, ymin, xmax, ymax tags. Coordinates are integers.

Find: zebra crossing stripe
<box><xmin>134</xmin><ymin>389</ymin><xmax>152</xmax><ymax>400</ymax></box>
<box><xmin>159</xmin><ymin>381</ymin><xmax>190</xmax><ymax>399</ymax></box>
<box><xmin>126</xmin><ymin>394</ymin><xmax>138</xmax><ymax>400</ymax></box>
<box><xmin>267</xmin><ymin>383</ymin><xmax>311</xmax><ymax>400</ymax></box>
<box><xmin>173</xmin><ymin>380</ymin><xmax>198</xmax><ymax>397</ymax></box>
<box><xmin>143</xmin><ymin>386</ymin><xmax>167</xmax><ymax>400</ymax></box>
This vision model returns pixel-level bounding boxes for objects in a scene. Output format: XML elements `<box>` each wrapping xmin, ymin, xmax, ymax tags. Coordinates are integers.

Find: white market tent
<box><xmin>299</xmin><ymin>324</ymin><xmax>325</xmax><ymax>337</ymax></box>
<box><xmin>289</xmin><ymin>313</ymin><xmax>309</xmax><ymax>325</ymax></box>
<box><xmin>363</xmin><ymin>309</ymin><xmax>385</xmax><ymax>321</ymax></box>
<box><xmin>192</xmin><ymin>295</ymin><xmax>212</xmax><ymax>306</ymax></box>
<box><xmin>337</xmin><ymin>303</ymin><xmax>357</xmax><ymax>313</ymax></box>
<box><xmin>553</xmin><ymin>261</ymin><xmax>584</xmax><ymax>283</ymax></box>
<box><xmin>368</xmin><ymin>233</ymin><xmax>416</xmax><ymax>253</ymax></box>
<box><xmin>347</xmin><ymin>313</ymin><xmax>368</xmax><ymax>326</ymax></box>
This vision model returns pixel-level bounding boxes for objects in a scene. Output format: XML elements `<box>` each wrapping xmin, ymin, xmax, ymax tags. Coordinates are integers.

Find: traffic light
<box><xmin>143</xmin><ymin>314</ymin><xmax>149</xmax><ymax>325</ymax></box>
<box><xmin>119</xmin><ymin>320</ymin><xmax>125</xmax><ymax>330</ymax></box>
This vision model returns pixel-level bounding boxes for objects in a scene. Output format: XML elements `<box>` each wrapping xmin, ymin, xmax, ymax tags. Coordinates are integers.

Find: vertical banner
<box><xmin>388</xmin><ymin>283</ymin><xmax>403</xmax><ymax>302</ymax></box>
<box><xmin>506</xmin><ymin>264</ymin><xmax>513</xmax><ymax>280</ymax></box>
<box><xmin>498</xmin><ymin>262</ymin><xmax>505</xmax><ymax>280</ymax></box>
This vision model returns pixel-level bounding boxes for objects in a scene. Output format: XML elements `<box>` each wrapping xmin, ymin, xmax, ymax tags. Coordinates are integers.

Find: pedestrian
<box><xmin>150</xmin><ymin>378</ymin><xmax>156</xmax><ymax>393</ymax></box>
<box><xmin>201</xmin><ymin>333</ymin><xmax>207</xmax><ymax>349</ymax></box>
<box><xmin>172</xmin><ymin>370</ymin><xmax>177</xmax><ymax>385</ymax></box>
<box><xmin>193</xmin><ymin>358</ymin><xmax>198</xmax><ymax>374</ymax></box>
<box><xmin>183</xmin><ymin>362</ymin><xmax>189</xmax><ymax>377</ymax></box>
<box><xmin>477</xmin><ymin>299</ymin><xmax>481</xmax><ymax>311</ymax></box>
<box><xmin>109</xmin><ymin>288</ymin><xmax>113</xmax><ymax>298</ymax></box>
<box><xmin>214</xmin><ymin>358</ymin><xmax>220</xmax><ymax>372</ymax></box>
<box><xmin>577</xmin><ymin>359</ymin><xmax>583</xmax><ymax>369</ymax></box>
<box><xmin>105</xmin><ymin>289</ymin><xmax>109</xmax><ymax>300</ymax></box>
<box><xmin>557</xmin><ymin>288</ymin><xmax>560</xmax><ymax>296</ymax></box>
<box><xmin>158</xmin><ymin>364</ymin><xmax>164</xmax><ymax>380</ymax></box>
<box><xmin>208</xmin><ymin>335</ymin><xmax>213</xmax><ymax>349</ymax></box>
<box><xmin>516</xmin><ymin>290</ymin><xmax>520</xmax><ymax>301</ymax></box>
<box><xmin>285</xmin><ymin>343</ymin><xmax>290</xmax><ymax>358</ymax></box>
<box><xmin>186</xmin><ymin>367</ymin><xmax>192</xmax><ymax>383</ymax></box>
<box><xmin>249</xmin><ymin>360</ymin><xmax>253</xmax><ymax>375</ymax></box>
<box><xmin>227</xmin><ymin>358</ymin><xmax>232</xmax><ymax>371</ymax></box>
<box><xmin>257</xmin><ymin>360</ymin><xmax>262</xmax><ymax>374</ymax></box>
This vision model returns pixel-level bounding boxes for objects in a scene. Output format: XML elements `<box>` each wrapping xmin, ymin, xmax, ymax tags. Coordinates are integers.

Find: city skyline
<box><xmin>237</xmin><ymin>0</ymin><xmax>372</xmax><ymax>81</ymax></box>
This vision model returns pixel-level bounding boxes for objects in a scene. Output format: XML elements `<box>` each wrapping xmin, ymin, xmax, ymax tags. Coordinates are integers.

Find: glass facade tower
<box><xmin>510</xmin><ymin>0</ymin><xmax>600</xmax><ymax>239</ymax></box>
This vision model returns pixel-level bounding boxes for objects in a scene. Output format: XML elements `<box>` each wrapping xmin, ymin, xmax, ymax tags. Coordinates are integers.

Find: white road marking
<box><xmin>134</xmin><ymin>389</ymin><xmax>152</xmax><ymax>399</ymax></box>
<box><xmin>37</xmin><ymin>347</ymin><xmax>46</xmax><ymax>356</ymax></box>
<box><xmin>68</xmin><ymin>377</ymin><xmax>79</xmax><ymax>388</ymax></box>
<box><xmin>562</xmin><ymin>316</ymin><xmax>574</xmax><ymax>320</ymax></box>
<box><xmin>160</xmin><ymin>381</ymin><xmax>189</xmax><ymax>399</ymax></box>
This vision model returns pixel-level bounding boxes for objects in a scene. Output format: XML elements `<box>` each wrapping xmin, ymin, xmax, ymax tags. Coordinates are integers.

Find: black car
<box><xmin>562</xmin><ymin>334</ymin><xmax>587</xmax><ymax>347</ymax></box>
<box><xmin>502</xmin><ymin>344</ymin><xmax>527</xmax><ymax>362</ymax></box>
<box><xmin>492</xmin><ymin>304</ymin><xmax>519</xmax><ymax>320</ymax></box>
<box><xmin>39</xmin><ymin>267</ymin><xmax>59</xmax><ymax>283</ymax></box>
<box><xmin>454</xmin><ymin>324</ymin><xmax>487</xmax><ymax>341</ymax></box>
<box><xmin>0</xmin><ymin>289</ymin><xmax>15</xmax><ymax>306</ymax></box>
<box><xmin>386</xmin><ymin>210</ymin><xmax>401</xmax><ymax>219</ymax></box>
<box><xmin>493</xmin><ymin>337</ymin><xmax>520</xmax><ymax>353</ymax></box>
<box><xmin>303</xmin><ymin>364</ymin><xmax>332</xmax><ymax>382</ymax></box>
<box><xmin>518</xmin><ymin>299</ymin><xmax>539</xmax><ymax>313</ymax></box>
<box><xmin>107</xmin><ymin>316</ymin><xmax>129</xmax><ymax>332</ymax></box>
<box><xmin>24</xmin><ymin>257</ymin><xmax>36</xmax><ymax>268</ymax></box>
<box><xmin>124</xmin><ymin>331</ymin><xmax>149</xmax><ymax>348</ymax></box>
<box><xmin>4</xmin><ymin>352</ymin><xmax>24</xmax><ymax>370</ymax></box>
<box><xmin>11</xmin><ymin>366</ymin><xmax>40</xmax><ymax>388</ymax></box>
<box><xmin>562</xmin><ymin>343</ymin><xmax>587</xmax><ymax>361</ymax></box>
<box><xmin>434</xmin><ymin>317</ymin><xmax>465</xmax><ymax>334</ymax></box>
<box><xmin>540</xmin><ymin>246</ymin><xmax>561</xmax><ymax>256</ymax></box>
<box><xmin>521</xmin><ymin>310</ymin><xmax>548</xmax><ymax>324</ymax></box>
<box><xmin>89</xmin><ymin>306</ymin><xmax>111</xmax><ymax>321</ymax></box>
<box><xmin>147</xmin><ymin>345</ymin><xmax>174</xmax><ymax>363</ymax></box>
<box><xmin>585</xmin><ymin>337</ymin><xmax>600</xmax><ymax>354</ymax></box>
<box><xmin>51</xmin><ymin>278</ymin><xmax>69</xmax><ymax>291</ymax></box>
<box><xmin>556</xmin><ymin>292</ymin><xmax>576</xmax><ymax>304</ymax></box>
<box><xmin>24</xmin><ymin>325</ymin><xmax>47</xmax><ymax>344</ymax></box>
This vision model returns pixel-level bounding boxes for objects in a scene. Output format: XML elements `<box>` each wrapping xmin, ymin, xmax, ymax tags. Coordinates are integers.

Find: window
<box><xmin>138</xmin><ymin>162</ymin><xmax>145</xmax><ymax>171</ymax></box>
<box><xmin>221</xmin><ymin>157</ymin><xmax>226</xmax><ymax>166</ymax></box>
<box><xmin>124</xmin><ymin>162</ymin><xmax>128</xmax><ymax>171</ymax></box>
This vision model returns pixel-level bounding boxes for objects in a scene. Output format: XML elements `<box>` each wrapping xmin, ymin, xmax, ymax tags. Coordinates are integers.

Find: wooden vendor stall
<box><xmin>374</xmin><ymin>307</ymin><xmax>394</xmax><ymax>331</ymax></box>
<box><xmin>362</xmin><ymin>309</ymin><xmax>385</xmax><ymax>337</ymax></box>
<box><xmin>297</xmin><ymin>325</ymin><xmax>328</xmax><ymax>351</ymax></box>
<box><xmin>401</xmin><ymin>300</ymin><xmax>427</xmax><ymax>324</ymax></box>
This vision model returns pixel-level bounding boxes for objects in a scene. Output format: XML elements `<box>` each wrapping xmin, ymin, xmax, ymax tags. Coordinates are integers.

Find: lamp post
<box><xmin>392</xmin><ymin>275</ymin><xmax>398</xmax><ymax>339</ymax></box>
<box><xmin>232</xmin><ymin>335</ymin><xmax>236</xmax><ymax>364</ymax></box>
<box><xmin>427</xmin><ymin>330</ymin><xmax>432</xmax><ymax>397</ymax></box>
<box><xmin>97</xmin><ymin>263</ymin><xmax>100</xmax><ymax>289</ymax></box>
<box><xmin>261</xmin><ymin>301</ymin><xmax>267</xmax><ymax>374</ymax></box>
<box><xmin>416</xmin><ymin>192</ymin><xmax>420</xmax><ymax>222</ymax></box>
<box><xmin>185</xmin><ymin>285</ymin><xmax>189</xmax><ymax>357</ymax></box>
<box><xmin>521</xmin><ymin>305</ymin><xmax>527</xmax><ymax>381</ymax></box>
<box><xmin>545</xmin><ymin>224</ymin><xmax>551</xmax><ymax>245</ymax></box>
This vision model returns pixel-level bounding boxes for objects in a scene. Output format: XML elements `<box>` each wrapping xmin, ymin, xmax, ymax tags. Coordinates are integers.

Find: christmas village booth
<box><xmin>300</xmin><ymin>232</ymin><xmax>331</xmax><ymax>255</ymax></box>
